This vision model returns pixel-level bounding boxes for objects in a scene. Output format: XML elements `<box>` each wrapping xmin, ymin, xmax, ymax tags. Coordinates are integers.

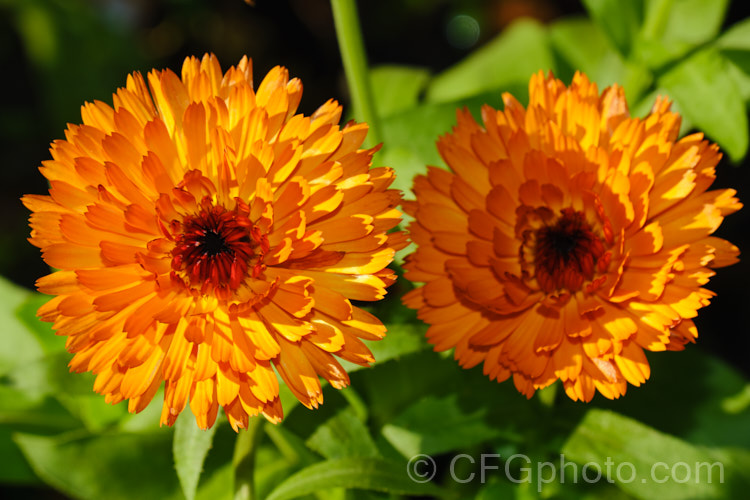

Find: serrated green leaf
<box><xmin>425</xmin><ymin>19</ymin><xmax>553</xmax><ymax>103</ymax></box>
<box><xmin>370</xmin><ymin>65</ymin><xmax>431</xmax><ymax>118</ymax></box>
<box><xmin>14</xmin><ymin>429</ymin><xmax>182</xmax><ymax>500</ymax></box>
<box><xmin>381</xmin><ymin>394</ymin><xmax>501</xmax><ymax>459</ymax></box>
<box><xmin>306</xmin><ymin>408</ymin><xmax>380</xmax><ymax>460</ymax></box>
<box><xmin>174</xmin><ymin>412</ymin><xmax>218</xmax><ymax>500</ymax></box>
<box><xmin>265</xmin><ymin>457</ymin><xmax>443</xmax><ymax>500</ymax></box>
<box><xmin>581</xmin><ymin>0</ymin><xmax>644</xmax><ymax>57</ymax></box>
<box><xmin>562</xmin><ymin>409</ymin><xmax>748</xmax><ymax>499</ymax></box>
<box><xmin>658</xmin><ymin>47</ymin><xmax>748</xmax><ymax>161</ymax></box>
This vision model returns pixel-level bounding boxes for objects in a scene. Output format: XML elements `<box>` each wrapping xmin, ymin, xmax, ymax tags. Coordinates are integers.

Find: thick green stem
<box><xmin>233</xmin><ymin>417</ymin><xmax>265</xmax><ymax>500</ymax></box>
<box><xmin>330</xmin><ymin>0</ymin><xmax>380</xmax><ymax>147</ymax></box>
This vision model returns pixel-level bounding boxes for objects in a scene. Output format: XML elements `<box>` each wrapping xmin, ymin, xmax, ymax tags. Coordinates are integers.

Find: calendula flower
<box><xmin>403</xmin><ymin>71</ymin><xmax>740</xmax><ymax>402</ymax></box>
<box><xmin>23</xmin><ymin>54</ymin><xmax>405</xmax><ymax>430</ymax></box>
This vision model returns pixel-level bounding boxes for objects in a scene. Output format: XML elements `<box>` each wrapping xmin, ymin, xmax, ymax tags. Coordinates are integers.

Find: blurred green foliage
<box><xmin>1</xmin><ymin>0</ymin><xmax>750</xmax><ymax>499</ymax></box>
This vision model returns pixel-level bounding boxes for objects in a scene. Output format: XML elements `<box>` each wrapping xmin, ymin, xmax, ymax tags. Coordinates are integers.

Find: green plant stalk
<box><xmin>233</xmin><ymin>417</ymin><xmax>265</xmax><ymax>500</ymax></box>
<box><xmin>330</xmin><ymin>0</ymin><xmax>381</xmax><ymax>148</ymax></box>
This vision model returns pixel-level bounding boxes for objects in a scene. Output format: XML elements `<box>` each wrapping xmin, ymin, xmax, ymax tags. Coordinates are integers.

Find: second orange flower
<box><xmin>403</xmin><ymin>71</ymin><xmax>741</xmax><ymax>402</ymax></box>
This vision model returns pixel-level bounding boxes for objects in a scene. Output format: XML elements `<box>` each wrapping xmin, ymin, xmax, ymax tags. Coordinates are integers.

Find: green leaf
<box><xmin>658</xmin><ymin>47</ymin><xmax>748</xmax><ymax>161</ymax></box>
<box><xmin>265</xmin><ymin>457</ymin><xmax>443</xmax><ymax>500</ymax></box>
<box><xmin>306</xmin><ymin>408</ymin><xmax>380</xmax><ymax>460</ymax></box>
<box><xmin>716</xmin><ymin>17</ymin><xmax>750</xmax><ymax>51</ymax></box>
<box><xmin>253</xmin><ymin>444</ymin><xmax>299</xmax><ymax>500</ymax></box>
<box><xmin>15</xmin><ymin>292</ymin><xmax>67</xmax><ymax>354</ymax></box>
<box><xmin>0</xmin><ymin>426</ymin><xmax>39</xmax><ymax>484</ymax></box>
<box><xmin>715</xmin><ymin>18</ymin><xmax>750</xmax><ymax>102</ymax></box>
<box><xmin>425</xmin><ymin>19</ymin><xmax>553</xmax><ymax>103</ymax></box>
<box><xmin>370</xmin><ymin>65</ymin><xmax>431</xmax><ymax>118</ymax></box>
<box><xmin>592</xmin><ymin>348</ymin><xmax>750</xmax><ymax>449</ymax></box>
<box><xmin>659</xmin><ymin>0</ymin><xmax>729</xmax><ymax>47</ymax></box>
<box><xmin>549</xmin><ymin>17</ymin><xmax>652</xmax><ymax>103</ymax></box>
<box><xmin>581</xmin><ymin>0</ymin><xmax>644</xmax><ymax>56</ymax></box>
<box><xmin>194</xmin><ymin>461</ymin><xmax>232</xmax><ymax>500</ymax></box>
<box><xmin>0</xmin><ymin>277</ymin><xmax>43</xmax><ymax>376</ymax></box>
<box><xmin>562</xmin><ymin>409</ymin><xmax>748</xmax><ymax>499</ymax></box>
<box><xmin>15</xmin><ymin>429</ymin><xmax>183</xmax><ymax>500</ymax></box>
<box><xmin>634</xmin><ymin>0</ymin><xmax>729</xmax><ymax>69</ymax></box>
<box><xmin>381</xmin><ymin>394</ymin><xmax>501</xmax><ymax>459</ymax></box>
<box><xmin>174</xmin><ymin>412</ymin><xmax>218</xmax><ymax>500</ymax></box>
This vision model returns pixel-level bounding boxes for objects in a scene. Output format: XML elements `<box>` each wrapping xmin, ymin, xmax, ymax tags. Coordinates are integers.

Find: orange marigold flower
<box><xmin>402</xmin><ymin>71</ymin><xmax>741</xmax><ymax>402</ymax></box>
<box><xmin>23</xmin><ymin>54</ymin><xmax>406</xmax><ymax>430</ymax></box>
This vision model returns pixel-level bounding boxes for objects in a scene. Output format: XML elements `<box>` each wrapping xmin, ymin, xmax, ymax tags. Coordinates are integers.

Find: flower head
<box><xmin>23</xmin><ymin>54</ymin><xmax>406</xmax><ymax>429</ymax></box>
<box><xmin>403</xmin><ymin>71</ymin><xmax>740</xmax><ymax>402</ymax></box>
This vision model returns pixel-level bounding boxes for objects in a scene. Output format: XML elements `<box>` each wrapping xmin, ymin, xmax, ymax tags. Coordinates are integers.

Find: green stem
<box><xmin>330</xmin><ymin>0</ymin><xmax>381</xmax><ymax>147</ymax></box>
<box><xmin>233</xmin><ymin>417</ymin><xmax>265</xmax><ymax>500</ymax></box>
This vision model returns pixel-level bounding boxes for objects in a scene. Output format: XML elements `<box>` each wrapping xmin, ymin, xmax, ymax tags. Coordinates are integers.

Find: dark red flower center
<box><xmin>533</xmin><ymin>208</ymin><xmax>605</xmax><ymax>293</ymax></box>
<box><xmin>171</xmin><ymin>198</ymin><xmax>268</xmax><ymax>297</ymax></box>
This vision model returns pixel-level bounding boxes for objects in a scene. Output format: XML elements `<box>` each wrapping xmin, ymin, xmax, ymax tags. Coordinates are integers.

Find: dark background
<box><xmin>1</xmin><ymin>0</ymin><xmax>747</xmax><ymax>377</ymax></box>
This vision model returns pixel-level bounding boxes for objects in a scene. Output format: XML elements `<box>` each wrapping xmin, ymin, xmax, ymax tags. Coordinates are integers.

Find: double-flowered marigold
<box><xmin>23</xmin><ymin>54</ymin><xmax>406</xmax><ymax>430</ymax></box>
<box><xmin>403</xmin><ymin>71</ymin><xmax>740</xmax><ymax>402</ymax></box>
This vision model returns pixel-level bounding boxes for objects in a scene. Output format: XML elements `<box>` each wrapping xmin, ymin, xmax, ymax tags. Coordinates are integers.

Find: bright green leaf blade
<box><xmin>425</xmin><ymin>19</ymin><xmax>553</xmax><ymax>103</ymax></box>
<box><xmin>658</xmin><ymin>48</ymin><xmax>748</xmax><ymax>161</ymax></box>
<box><xmin>715</xmin><ymin>18</ymin><xmax>750</xmax><ymax>102</ymax></box>
<box><xmin>370</xmin><ymin>65</ymin><xmax>430</xmax><ymax>118</ymax></box>
<box><xmin>14</xmin><ymin>430</ymin><xmax>183</xmax><ymax>500</ymax></box>
<box><xmin>660</xmin><ymin>0</ymin><xmax>729</xmax><ymax>46</ymax></box>
<box><xmin>716</xmin><ymin>17</ymin><xmax>750</xmax><ymax>50</ymax></box>
<box><xmin>381</xmin><ymin>394</ymin><xmax>501</xmax><ymax>459</ymax></box>
<box><xmin>0</xmin><ymin>277</ymin><xmax>43</xmax><ymax>376</ymax></box>
<box><xmin>15</xmin><ymin>292</ymin><xmax>67</xmax><ymax>354</ymax></box>
<box><xmin>562</xmin><ymin>409</ymin><xmax>747</xmax><ymax>499</ymax></box>
<box><xmin>194</xmin><ymin>461</ymin><xmax>232</xmax><ymax>500</ymax></box>
<box><xmin>306</xmin><ymin>408</ymin><xmax>380</xmax><ymax>460</ymax></box>
<box><xmin>174</xmin><ymin>413</ymin><xmax>218</xmax><ymax>500</ymax></box>
<box><xmin>581</xmin><ymin>0</ymin><xmax>644</xmax><ymax>56</ymax></box>
<box><xmin>265</xmin><ymin>457</ymin><xmax>443</xmax><ymax>500</ymax></box>
<box><xmin>549</xmin><ymin>17</ymin><xmax>652</xmax><ymax>103</ymax></box>
<box><xmin>634</xmin><ymin>0</ymin><xmax>729</xmax><ymax>69</ymax></box>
